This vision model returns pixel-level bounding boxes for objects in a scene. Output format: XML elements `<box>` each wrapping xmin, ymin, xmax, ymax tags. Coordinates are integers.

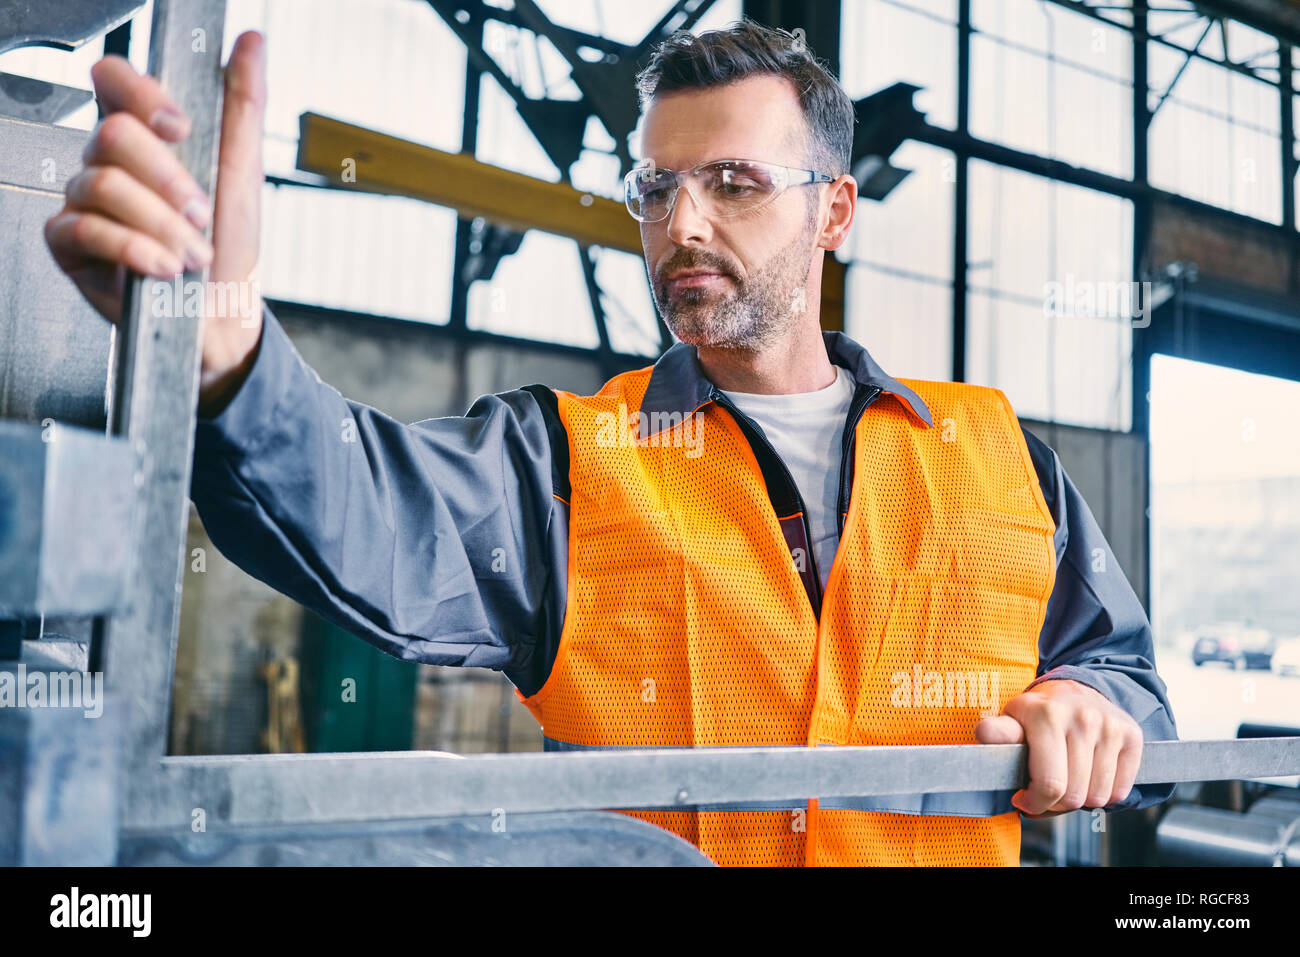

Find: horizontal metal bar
<box><xmin>131</xmin><ymin>738</ymin><xmax>1300</xmax><ymax>830</ymax></box>
<box><xmin>0</xmin><ymin>114</ymin><xmax>90</xmax><ymax>192</ymax></box>
<box><xmin>0</xmin><ymin>73</ymin><xmax>94</xmax><ymax>124</ymax></box>
<box><xmin>912</xmin><ymin>121</ymin><xmax>1300</xmax><ymax>250</ymax></box>
<box><xmin>263</xmin><ymin>297</ymin><xmax>655</xmax><ymax>369</ymax></box>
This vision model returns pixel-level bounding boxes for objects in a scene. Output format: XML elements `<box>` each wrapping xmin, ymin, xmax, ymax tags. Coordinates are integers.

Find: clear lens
<box><xmin>697</xmin><ymin>161</ymin><xmax>781</xmax><ymax>212</ymax></box>
<box><xmin>625</xmin><ymin>160</ymin><xmax>793</xmax><ymax>222</ymax></box>
<box><xmin>626</xmin><ymin>166</ymin><xmax>676</xmax><ymax>222</ymax></box>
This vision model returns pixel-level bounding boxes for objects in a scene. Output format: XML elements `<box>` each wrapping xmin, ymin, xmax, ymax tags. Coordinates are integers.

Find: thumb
<box><xmin>210</xmin><ymin>30</ymin><xmax>266</xmax><ymax>290</ymax></box>
<box><xmin>974</xmin><ymin>714</ymin><xmax>1024</xmax><ymax>745</ymax></box>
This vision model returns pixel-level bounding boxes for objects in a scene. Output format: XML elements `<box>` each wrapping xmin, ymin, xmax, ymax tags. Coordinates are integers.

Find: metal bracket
<box><xmin>0</xmin><ymin>0</ymin><xmax>144</xmax><ymax>55</ymax></box>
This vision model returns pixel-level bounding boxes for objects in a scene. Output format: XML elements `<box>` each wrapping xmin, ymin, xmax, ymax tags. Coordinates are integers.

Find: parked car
<box><xmin>1192</xmin><ymin>625</ymin><xmax>1275</xmax><ymax>670</ymax></box>
<box><xmin>1271</xmin><ymin>637</ymin><xmax>1300</xmax><ymax>677</ymax></box>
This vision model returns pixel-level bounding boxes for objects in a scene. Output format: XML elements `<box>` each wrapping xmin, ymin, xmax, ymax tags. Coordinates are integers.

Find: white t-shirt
<box><xmin>718</xmin><ymin>365</ymin><xmax>856</xmax><ymax>596</ymax></box>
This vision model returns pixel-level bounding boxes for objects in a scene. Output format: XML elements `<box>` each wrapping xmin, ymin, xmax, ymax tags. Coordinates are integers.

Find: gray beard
<box><xmin>653</xmin><ymin>228</ymin><xmax>817</xmax><ymax>352</ymax></box>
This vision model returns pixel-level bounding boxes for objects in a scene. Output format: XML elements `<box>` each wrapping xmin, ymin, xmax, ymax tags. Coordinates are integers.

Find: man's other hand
<box><xmin>974</xmin><ymin>678</ymin><xmax>1143</xmax><ymax>817</ymax></box>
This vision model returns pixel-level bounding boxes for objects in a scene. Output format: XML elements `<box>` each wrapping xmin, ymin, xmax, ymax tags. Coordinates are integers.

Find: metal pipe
<box><xmin>1157</xmin><ymin>804</ymin><xmax>1300</xmax><ymax>866</ymax></box>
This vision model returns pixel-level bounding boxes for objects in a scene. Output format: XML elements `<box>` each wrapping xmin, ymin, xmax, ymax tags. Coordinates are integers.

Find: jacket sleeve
<box><xmin>1019</xmin><ymin>426</ymin><xmax>1180</xmax><ymax>811</ymax></box>
<box><xmin>189</xmin><ymin>303</ymin><xmax>567</xmax><ymax>695</ymax></box>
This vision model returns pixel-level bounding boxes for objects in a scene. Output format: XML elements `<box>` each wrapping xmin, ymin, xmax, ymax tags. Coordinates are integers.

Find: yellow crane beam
<box><xmin>295</xmin><ymin>112</ymin><xmax>642</xmax><ymax>254</ymax></box>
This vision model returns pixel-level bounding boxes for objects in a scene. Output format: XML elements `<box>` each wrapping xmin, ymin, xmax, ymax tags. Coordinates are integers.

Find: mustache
<box><xmin>656</xmin><ymin>252</ymin><xmax>739</xmax><ymax>285</ymax></box>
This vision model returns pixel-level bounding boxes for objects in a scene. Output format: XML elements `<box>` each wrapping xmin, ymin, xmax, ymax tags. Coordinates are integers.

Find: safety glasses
<box><xmin>624</xmin><ymin>157</ymin><xmax>834</xmax><ymax>223</ymax></box>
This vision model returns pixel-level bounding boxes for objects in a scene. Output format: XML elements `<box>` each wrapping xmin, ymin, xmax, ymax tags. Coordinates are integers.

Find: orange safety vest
<box><xmin>518</xmin><ymin>364</ymin><xmax>1057</xmax><ymax>866</ymax></box>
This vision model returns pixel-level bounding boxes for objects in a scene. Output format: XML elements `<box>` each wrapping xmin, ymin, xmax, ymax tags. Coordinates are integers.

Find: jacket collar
<box><xmin>636</xmin><ymin>329</ymin><xmax>934</xmax><ymax>440</ymax></box>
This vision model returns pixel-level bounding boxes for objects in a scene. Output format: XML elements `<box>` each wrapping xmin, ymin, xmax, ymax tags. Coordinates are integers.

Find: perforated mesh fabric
<box><xmin>815</xmin><ymin>808</ymin><xmax>1020</xmax><ymax>866</ymax></box>
<box><xmin>521</xmin><ymin>369</ymin><xmax>1056</xmax><ymax>866</ymax></box>
<box><xmin>623</xmin><ymin>809</ymin><xmax>807</xmax><ymax>867</ymax></box>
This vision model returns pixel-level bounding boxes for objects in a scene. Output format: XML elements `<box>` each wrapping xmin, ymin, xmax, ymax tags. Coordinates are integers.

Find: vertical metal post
<box><xmin>1130</xmin><ymin>8</ymin><xmax>1154</xmax><ymax>697</ymax></box>
<box><xmin>742</xmin><ymin>0</ymin><xmax>841</xmax><ymax>74</ymax></box>
<box><xmin>1131</xmin><ymin>1</ymin><xmax>1152</xmax><ymax>439</ymax></box>
<box><xmin>580</xmin><ymin>246</ymin><xmax>614</xmax><ymax>358</ymax></box>
<box><xmin>1279</xmin><ymin>47</ymin><xmax>1295</xmax><ymax>299</ymax></box>
<box><xmin>448</xmin><ymin>14</ymin><xmax>483</xmax><ymax>333</ymax></box>
<box><xmin>951</xmin><ymin>0</ymin><xmax>970</xmax><ymax>383</ymax></box>
<box><xmin>101</xmin><ymin>0</ymin><xmax>227</xmax><ymax>823</ymax></box>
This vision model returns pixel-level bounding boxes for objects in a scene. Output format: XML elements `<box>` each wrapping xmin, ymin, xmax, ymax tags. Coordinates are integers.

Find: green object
<box><xmin>298</xmin><ymin>611</ymin><xmax>418</xmax><ymax>752</ymax></box>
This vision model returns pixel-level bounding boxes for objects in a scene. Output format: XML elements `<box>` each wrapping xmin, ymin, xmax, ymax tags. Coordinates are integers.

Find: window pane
<box><xmin>841</xmin><ymin>0</ymin><xmax>958</xmax><ymax>130</ymax></box>
<box><xmin>227</xmin><ymin>0</ymin><xmax>467</xmax><ymax>177</ymax></box>
<box><xmin>592</xmin><ymin>246</ymin><xmax>660</xmax><ymax>356</ymax></box>
<box><xmin>261</xmin><ymin>185</ymin><xmax>456</xmax><ymax>323</ymax></box>
<box><xmin>843</xmin><ymin>142</ymin><xmax>954</xmax><ymax>381</ymax></box>
<box><xmin>534</xmin><ymin>0</ymin><xmax>742</xmax><ymax>46</ymax></box>
<box><xmin>1150</xmin><ymin>356</ymin><xmax>1300</xmax><ymax>740</ymax></box>
<box><xmin>1148</xmin><ymin>42</ymin><xmax>1283</xmax><ymax>223</ymax></box>
<box><xmin>970</xmin><ymin>0</ymin><xmax>1132</xmax><ymax>178</ymax></box>
<box><xmin>467</xmin><ymin>231</ymin><xmax>598</xmax><ymax>347</ymax></box>
<box><xmin>966</xmin><ymin>161</ymin><xmax>1134</xmax><ymax>430</ymax></box>
<box><xmin>476</xmin><ymin>71</ymin><xmax>562</xmax><ymax>182</ymax></box>
<box><xmin>220</xmin><ymin>0</ymin><xmax>466</xmax><ymax>322</ymax></box>
<box><xmin>846</xmin><ymin>267</ymin><xmax>952</xmax><ymax>382</ymax></box>
<box><xmin>844</xmin><ymin>141</ymin><xmax>953</xmax><ymax>281</ymax></box>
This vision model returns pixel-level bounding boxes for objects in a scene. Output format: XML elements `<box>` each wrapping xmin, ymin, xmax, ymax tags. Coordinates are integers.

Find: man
<box><xmin>46</xmin><ymin>20</ymin><xmax>1176</xmax><ymax>866</ymax></box>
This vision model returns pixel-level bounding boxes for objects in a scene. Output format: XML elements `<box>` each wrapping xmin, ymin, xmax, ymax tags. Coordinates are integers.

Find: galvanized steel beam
<box><xmin>0</xmin><ymin>421</ymin><xmax>137</xmax><ymax>617</ymax></box>
<box><xmin>118</xmin><ymin>737</ymin><xmax>1300</xmax><ymax>831</ymax></box>
<box><xmin>0</xmin><ymin>698</ymin><xmax>123</xmax><ymax>865</ymax></box>
<box><xmin>100</xmin><ymin>0</ymin><xmax>227</xmax><ymax>826</ymax></box>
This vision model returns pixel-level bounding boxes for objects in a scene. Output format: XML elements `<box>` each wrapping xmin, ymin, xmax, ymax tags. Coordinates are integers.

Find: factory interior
<box><xmin>2</xmin><ymin>0</ymin><xmax>1300</xmax><ymax>877</ymax></box>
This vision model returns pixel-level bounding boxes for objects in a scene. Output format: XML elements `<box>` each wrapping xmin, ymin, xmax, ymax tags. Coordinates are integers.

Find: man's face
<box><xmin>637</xmin><ymin>74</ymin><xmax>827</xmax><ymax>351</ymax></box>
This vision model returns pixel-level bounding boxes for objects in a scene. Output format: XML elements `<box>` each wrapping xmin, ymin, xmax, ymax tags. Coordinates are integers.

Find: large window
<box><xmin>840</xmin><ymin>0</ymin><xmax>1297</xmax><ymax>432</ymax></box>
<box><xmin>966</xmin><ymin>161</ymin><xmax>1134</xmax><ymax>429</ymax></box>
<box><xmin>843</xmin><ymin>141</ymin><xmax>954</xmax><ymax>382</ymax></box>
<box><xmin>971</xmin><ymin>0</ymin><xmax>1133</xmax><ymax>179</ymax></box>
<box><xmin>1147</xmin><ymin>5</ymin><xmax>1283</xmax><ymax>224</ymax></box>
<box><xmin>840</xmin><ymin>0</ymin><xmax>959</xmax><ymax>130</ymax></box>
<box><xmin>223</xmin><ymin>0</ymin><xmax>469</xmax><ymax>323</ymax></box>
